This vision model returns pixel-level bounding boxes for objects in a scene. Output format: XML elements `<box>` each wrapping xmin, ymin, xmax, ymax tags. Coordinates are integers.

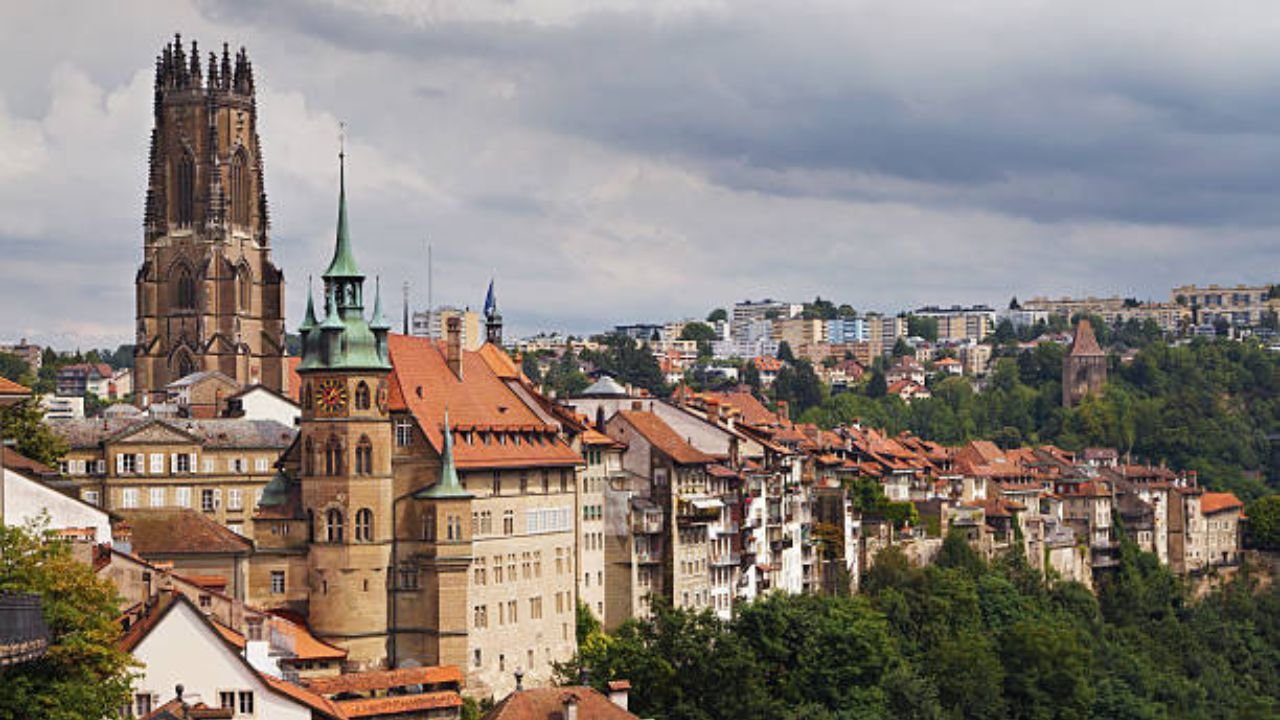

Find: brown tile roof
<box><xmin>48</xmin><ymin>417</ymin><xmax>295</xmax><ymax>450</ymax></box>
<box><xmin>337</xmin><ymin>691</ymin><xmax>462</xmax><ymax>718</ymax></box>
<box><xmin>1201</xmin><ymin>491</ymin><xmax>1244</xmax><ymax>515</ymax></box>
<box><xmin>305</xmin><ymin>665</ymin><xmax>462</xmax><ymax>695</ymax></box>
<box><xmin>484</xmin><ymin>687</ymin><xmax>638</xmax><ymax>720</ymax></box>
<box><xmin>117</xmin><ymin>509</ymin><xmax>254</xmax><ymax>556</ymax></box>
<box><xmin>211</xmin><ymin>615</ymin><xmax>347</xmax><ymax>661</ymax></box>
<box><xmin>615</xmin><ymin>411</ymin><xmax>715</xmax><ymax>465</ymax></box>
<box><xmin>142</xmin><ymin>698</ymin><xmax>233</xmax><ymax>719</ymax></box>
<box><xmin>581</xmin><ymin>427</ymin><xmax>625</xmax><ymax>448</ymax></box>
<box><xmin>1069</xmin><ymin>319</ymin><xmax>1104</xmax><ymax>357</ymax></box>
<box><xmin>1</xmin><ymin>447</ymin><xmax>54</xmax><ymax>477</ymax></box>
<box><xmin>387</xmin><ymin>334</ymin><xmax>582</xmax><ymax>470</ymax></box>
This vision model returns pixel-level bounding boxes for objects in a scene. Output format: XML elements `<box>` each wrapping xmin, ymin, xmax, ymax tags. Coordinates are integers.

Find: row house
<box><xmin>49</xmin><ymin>416</ymin><xmax>295</xmax><ymax>537</ymax></box>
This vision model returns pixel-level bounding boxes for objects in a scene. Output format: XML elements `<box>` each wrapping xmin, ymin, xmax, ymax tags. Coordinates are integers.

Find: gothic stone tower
<box><xmin>134</xmin><ymin>35</ymin><xmax>286</xmax><ymax>406</ymax></box>
<box><xmin>1063</xmin><ymin>318</ymin><xmax>1107</xmax><ymax>407</ymax></box>
<box><xmin>296</xmin><ymin>154</ymin><xmax>395</xmax><ymax>669</ymax></box>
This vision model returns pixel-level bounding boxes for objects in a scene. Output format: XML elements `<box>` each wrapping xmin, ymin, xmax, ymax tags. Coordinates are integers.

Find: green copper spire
<box><xmin>415</xmin><ymin>408</ymin><xmax>472</xmax><ymax>499</ymax></box>
<box><xmin>300</xmin><ymin>276</ymin><xmax>318</xmax><ymax>331</ymax></box>
<box><xmin>369</xmin><ymin>276</ymin><xmax>391</xmax><ymax>332</ymax></box>
<box><xmin>323</xmin><ymin>143</ymin><xmax>362</xmax><ymax>279</ymax></box>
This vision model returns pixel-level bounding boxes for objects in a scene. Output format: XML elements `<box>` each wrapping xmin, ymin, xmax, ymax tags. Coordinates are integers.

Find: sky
<box><xmin>2</xmin><ymin>0</ymin><xmax>1279</xmax><ymax>350</ymax></box>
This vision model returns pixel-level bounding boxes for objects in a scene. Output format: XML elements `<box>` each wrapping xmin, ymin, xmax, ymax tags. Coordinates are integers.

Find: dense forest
<box><xmin>560</xmin><ymin>535</ymin><xmax>1280</xmax><ymax>719</ymax></box>
<box><xmin>797</xmin><ymin>338</ymin><xmax>1280</xmax><ymax>501</ymax></box>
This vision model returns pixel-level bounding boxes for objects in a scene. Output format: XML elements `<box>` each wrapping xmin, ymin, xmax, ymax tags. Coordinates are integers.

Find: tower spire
<box><xmin>324</xmin><ymin>124</ymin><xmax>361</xmax><ymax>279</ymax></box>
<box><xmin>414</xmin><ymin>407</ymin><xmax>471</xmax><ymax>499</ymax></box>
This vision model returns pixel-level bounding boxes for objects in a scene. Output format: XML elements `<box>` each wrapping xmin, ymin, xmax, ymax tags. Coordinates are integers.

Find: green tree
<box><xmin>1</xmin><ymin>398</ymin><xmax>68</xmax><ymax>467</ymax></box>
<box><xmin>776</xmin><ymin>341</ymin><xmax>796</xmax><ymax>363</ymax></box>
<box><xmin>891</xmin><ymin>337</ymin><xmax>913</xmax><ymax>358</ymax></box>
<box><xmin>0</xmin><ymin>352</ymin><xmax>30</xmax><ymax>383</ymax></box>
<box><xmin>742</xmin><ymin>361</ymin><xmax>762</xmax><ymax>393</ymax></box>
<box><xmin>0</xmin><ymin>519</ymin><xmax>136</xmax><ymax>720</ymax></box>
<box><xmin>706</xmin><ymin>308</ymin><xmax>728</xmax><ymax>323</ymax></box>
<box><xmin>867</xmin><ymin>369</ymin><xmax>888</xmax><ymax>399</ymax></box>
<box><xmin>906</xmin><ymin>315</ymin><xmax>939</xmax><ymax>342</ymax></box>
<box><xmin>1246</xmin><ymin>495</ymin><xmax>1280</xmax><ymax>549</ymax></box>
<box><xmin>679</xmin><ymin>322</ymin><xmax>718</xmax><ymax>358</ymax></box>
<box><xmin>576</xmin><ymin>599</ymin><xmax>602</xmax><ymax>644</ymax></box>
<box><xmin>521</xmin><ymin>352</ymin><xmax>543</xmax><ymax>385</ymax></box>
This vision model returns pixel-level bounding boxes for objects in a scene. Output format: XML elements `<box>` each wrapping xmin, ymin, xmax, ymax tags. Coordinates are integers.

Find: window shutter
<box><xmin>115</xmin><ymin>454</ymin><xmax>124</xmax><ymax>474</ymax></box>
<box><xmin>214</xmin><ymin>488</ymin><xmax>222</xmax><ymax>508</ymax></box>
<box><xmin>135</xmin><ymin>454</ymin><xmax>145</xmax><ymax>474</ymax></box>
<box><xmin>190</xmin><ymin>453</ymin><xmax>197</xmax><ymax>473</ymax></box>
<box><xmin>171</xmin><ymin>454</ymin><xmax>178</xmax><ymax>473</ymax></box>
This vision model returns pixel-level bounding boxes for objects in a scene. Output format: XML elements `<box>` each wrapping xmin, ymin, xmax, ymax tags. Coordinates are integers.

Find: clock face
<box><xmin>314</xmin><ymin>379</ymin><xmax>349</xmax><ymax>416</ymax></box>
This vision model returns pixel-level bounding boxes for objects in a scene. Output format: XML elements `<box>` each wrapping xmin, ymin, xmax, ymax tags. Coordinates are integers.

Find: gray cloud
<box><xmin>2</xmin><ymin>0</ymin><xmax>1279</xmax><ymax>349</ymax></box>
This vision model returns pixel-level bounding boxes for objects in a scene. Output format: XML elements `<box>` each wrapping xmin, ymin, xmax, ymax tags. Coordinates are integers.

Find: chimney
<box><xmin>776</xmin><ymin>400</ymin><xmax>789</xmax><ymax>421</ymax></box>
<box><xmin>446</xmin><ymin>316</ymin><xmax>463</xmax><ymax>379</ymax></box>
<box><xmin>607</xmin><ymin>680</ymin><xmax>631</xmax><ymax>711</ymax></box>
<box><xmin>562</xmin><ymin>692</ymin><xmax>579</xmax><ymax>720</ymax></box>
<box><xmin>705</xmin><ymin>398</ymin><xmax>720</xmax><ymax>424</ymax></box>
<box><xmin>513</xmin><ymin>668</ymin><xmax>524</xmax><ymax>692</ymax></box>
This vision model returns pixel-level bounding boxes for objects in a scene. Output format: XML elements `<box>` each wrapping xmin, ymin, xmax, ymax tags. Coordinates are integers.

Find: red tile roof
<box><xmin>337</xmin><ymin>691</ymin><xmax>462</xmax><ymax>718</ymax></box>
<box><xmin>305</xmin><ymin>665</ymin><xmax>463</xmax><ymax>695</ymax></box>
<box><xmin>0</xmin><ymin>376</ymin><xmax>31</xmax><ymax>396</ymax></box>
<box><xmin>1</xmin><ymin>447</ymin><xmax>54</xmax><ymax>477</ymax></box>
<box><xmin>1200</xmin><ymin>491</ymin><xmax>1244</xmax><ymax>515</ymax></box>
<box><xmin>1069</xmin><ymin>319</ymin><xmax>1104</xmax><ymax>357</ymax></box>
<box><xmin>615</xmin><ymin>411</ymin><xmax>714</xmax><ymax>465</ymax></box>
<box><xmin>260</xmin><ymin>674</ymin><xmax>345</xmax><ymax>718</ymax></box>
<box><xmin>484</xmin><ymin>687</ymin><xmax>638</xmax><ymax>720</ymax></box>
<box><xmin>387</xmin><ymin>334</ymin><xmax>582</xmax><ymax>470</ymax></box>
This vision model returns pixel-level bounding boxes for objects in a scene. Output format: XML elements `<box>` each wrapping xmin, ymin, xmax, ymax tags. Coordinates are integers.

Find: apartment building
<box><xmin>1172</xmin><ymin>284</ymin><xmax>1278</xmax><ymax>328</ymax></box>
<box><xmin>731</xmin><ymin>299</ymin><xmax>801</xmax><ymax>341</ymax></box>
<box><xmin>912</xmin><ymin>305</ymin><xmax>997</xmax><ymax>341</ymax></box>
<box><xmin>1022</xmin><ymin>296</ymin><xmax>1186</xmax><ymax>333</ymax></box>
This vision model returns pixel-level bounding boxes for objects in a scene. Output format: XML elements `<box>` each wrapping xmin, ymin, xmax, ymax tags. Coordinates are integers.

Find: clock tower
<box><xmin>296</xmin><ymin>150</ymin><xmax>394</xmax><ymax>669</ymax></box>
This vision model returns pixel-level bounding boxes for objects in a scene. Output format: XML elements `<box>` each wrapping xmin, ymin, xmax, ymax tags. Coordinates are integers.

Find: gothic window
<box><xmin>175</xmin><ymin>268</ymin><xmax>196</xmax><ymax>309</ymax></box>
<box><xmin>303</xmin><ymin>437</ymin><xmax>314</xmax><ymax>475</ymax></box>
<box><xmin>355</xmin><ymin>508</ymin><xmax>373</xmax><ymax>542</ymax></box>
<box><xmin>231</xmin><ymin>148</ymin><xmax>250</xmax><ymax>226</ymax></box>
<box><xmin>237</xmin><ymin>265</ymin><xmax>252</xmax><ymax>312</ymax></box>
<box><xmin>325</xmin><ymin>436</ymin><xmax>343</xmax><ymax>476</ymax></box>
<box><xmin>176</xmin><ymin>152</ymin><xmax>195</xmax><ymax>228</ymax></box>
<box><xmin>176</xmin><ymin>352</ymin><xmax>195</xmax><ymax>380</ymax></box>
<box><xmin>355</xmin><ymin>381</ymin><xmax>370</xmax><ymax>410</ymax></box>
<box><xmin>325</xmin><ymin>508</ymin><xmax>344</xmax><ymax>543</ymax></box>
<box><xmin>356</xmin><ymin>435</ymin><xmax>373</xmax><ymax>475</ymax></box>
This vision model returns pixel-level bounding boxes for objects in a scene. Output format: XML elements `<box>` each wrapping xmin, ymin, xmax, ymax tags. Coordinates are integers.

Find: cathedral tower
<box><xmin>134</xmin><ymin>35</ymin><xmax>287</xmax><ymax>406</ymax></box>
<box><xmin>296</xmin><ymin>151</ymin><xmax>395</xmax><ymax>669</ymax></box>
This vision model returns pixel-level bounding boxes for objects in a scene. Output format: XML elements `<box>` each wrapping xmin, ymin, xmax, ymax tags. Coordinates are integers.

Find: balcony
<box><xmin>635</xmin><ymin>546</ymin><xmax>662</xmax><ymax>564</ymax></box>
<box><xmin>632</xmin><ymin>512</ymin><xmax>664</xmax><ymax>535</ymax></box>
<box><xmin>0</xmin><ymin>594</ymin><xmax>49</xmax><ymax>667</ymax></box>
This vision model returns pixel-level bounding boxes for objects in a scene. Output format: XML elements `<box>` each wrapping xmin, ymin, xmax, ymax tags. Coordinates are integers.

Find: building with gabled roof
<box><xmin>1063</xmin><ymin>318</ymin><xmax>1107</xmax><ymax>407</ymax></box>
<box><xmin>119</xmin><ymin>590</ymin><xmax>342</xmax><ymax>720</ymax></box>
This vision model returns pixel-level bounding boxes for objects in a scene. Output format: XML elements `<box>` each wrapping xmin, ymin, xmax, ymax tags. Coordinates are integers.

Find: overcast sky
<box><xmin>3</xmin><ymin>0</ymin><xmax>1279</xmax><ymax>349</ymax></box>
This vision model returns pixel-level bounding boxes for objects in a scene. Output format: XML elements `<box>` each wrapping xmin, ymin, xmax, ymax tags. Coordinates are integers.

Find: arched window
<box><xmin>355</xmin><ymin>508</ymin><xmax>373</xmax><ymax>542</ymax></box>
<box><xmin>176</xmin><ymin>152</ymin><xmax>195</xmax><ymax>228</ymax></box>
<box><xmin>306</xmin><ymin>509</ymin><xmax>315</xmax><ymax>542</ymax></box>
<box><xmin>175</xmin><ymin>352</ymin><xmax>195</xmax><ymax>380</ymax></box>
<box><xmin>237</xmin><ymin>264</ymin><xmax>252</xmax><ymax>312</ymax></box>
<box><xmin>303</xmin><ymin>437</ymin><xmax>314</xmax><ymax>476</ymax></box>
<box><xmin>175</xmin><ymin>268</ymin><xmax>196</xmax><ymax>309</ymax></box>
<box><xmin>231</xmin><ymin>149</ymin><xmax>250</xmax><ymax>227</ymax></box>
<box><xmin>356</xmin><ymin>435</ymin><xmax>373</xmax><ymax>475</ymax></box>
<box><xmin>326</xmin><ymin>508</ymin><xmax>344</xmax><ymax>543</ymax></box>
<box><xmin>325</xmin><ymin>436</ymin><xmax>343</xmax><ymax>476</ymax></box>
<box><xmin>355</xmin><ymin>381</ymin><xmax>370</xmax><ymax>410</ymax></box>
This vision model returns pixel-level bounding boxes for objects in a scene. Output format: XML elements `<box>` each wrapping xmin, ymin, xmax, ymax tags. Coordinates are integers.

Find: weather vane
<box><xmin>339</xmin><ymin>121</ymin><xmax>346</xmax><ymax>160</ymax></box>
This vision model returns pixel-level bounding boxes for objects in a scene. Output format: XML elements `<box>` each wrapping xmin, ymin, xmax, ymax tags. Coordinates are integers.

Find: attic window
<box><xmin>416</xmin><ymin>386</ymin><xmax>424</xmax><ymax>399</ymax></box>
<box><xmin>513</xmin><ymin>434</ymin><xmax>522</xmax><ymax>446</ymax></box>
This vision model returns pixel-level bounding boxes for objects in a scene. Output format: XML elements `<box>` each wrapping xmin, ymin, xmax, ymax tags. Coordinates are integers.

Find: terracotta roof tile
<box><xmin>388</xmin><ymin>335</ymin><xmax>582</xmax><ymax>470</ymax></box>
<box><xmin>1201</xmin><ymin>491</ymin><xmax>1244</xmax><ymax>515</ymax></box>
<box><xmin>615</xmin><ymin>411</ymin><xmax>715</xmax><ymax>465</ymax></box>
<box><xmin>337</xmin><ymin>691</ymin><xmax>462</xmax><ymax>718</ymax></box>
<box><xmin>260</xmin><ymin>675</ymin><xmax>345</xmax><ymax>718</ymax></box>
<box><xmin>485</xmin><ymin>687</ymin><xmax>638</xmax><ymax>720</ymax></box>
<box><xmin>116</xmin><ymin>509</ymin><xmax>254</xmax><ymax>556</ymax></box>
<box><xmin>1069</xmin><ymin>319</ymin><xmax>1104</xmax><ymax>356</ymax></box>
<box><xmin>0</xmin><ymin>377</ymin><xmax>31</xmax><ymax>395</ymax></box>
<box><xmin>306</xmin><ymin>665</ymin><xmax>462</xmax><ymax>695</ymax></box>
